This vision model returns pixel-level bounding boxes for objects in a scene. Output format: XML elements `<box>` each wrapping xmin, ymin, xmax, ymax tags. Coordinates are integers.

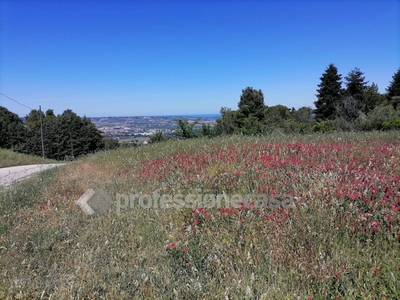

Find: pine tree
<box><xmin>344</xmin><ymin>67</ymin><xmax>368</xmax><ymax>101</ymax></box>
<box><xmin>314</xmin><ymin>64</ymin><xmax>342</xmax><ymax>121</ymax></box>
<box><xmin>237</xmin><ymin>87</ymin><xmax>266</xmax><ymax>121</ymax></box>
<box><xmin>386</xmin><ymin>68</ymin><xmax>400</xmax><ymax>97</ymax></box>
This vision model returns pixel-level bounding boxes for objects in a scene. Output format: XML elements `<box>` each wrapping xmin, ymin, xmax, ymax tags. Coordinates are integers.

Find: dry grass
<box><xmin>1</xmin><ymin>132</ymin><xmax>399</xmax><ymax>299</ymax></box>
<box><xmin>0</xmin><ymin>149</ymin><xmax>57</xmax><ymax>168</ymax></box>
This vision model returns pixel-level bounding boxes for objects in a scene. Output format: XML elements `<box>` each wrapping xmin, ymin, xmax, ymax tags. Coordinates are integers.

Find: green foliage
<box><xmin>387</xmin><ymin>96</ymin><xmax>400</xmax><ymax>110</ymax></box>
<box><xmin>0</xmin><ymin>106</ymin><xmax>27</xmax><ymax>150</ymax></box>
<box><xmin>291</xmin><ymin>106</ymin><xmax>314</xmax><ymax>124</ymax></box>
<box><xmin>174</xmin><ymin>118</ymin><xmax>200</xmax><ymax>139</ymax></box>
<box><xmin>240</xmin><ymin>115</ymin><xmax>267</xmax><ymax>135</ymax></box>
<box><xmin>386</xmin><ymin>68</ymin><xmax>400</xmax><ymax>98</ymax></box>
<box><xmin>198</xmin><ymin>123</ymin><xmax>220</xmax><ymax>138</ymax></box>
<box><xmin>314</xmin><ymin>64</ymin><xmax>342</xmax><ymax>121</ymax></box>
<box><xmin>20</xmin><ymin>109</ymin><xmax>104</xmax><ymax>160</ymax></box>
<box><xmin>313</xmin><ymin>120</ymin><xmax>334</xmax><ymax>133</ymax></box>
<box><xmin>216</xmin><ymin>87</ymin><xmax>269</xmax><ymax>135</ymax></box>
<box><xmin>237</xmin><ymin>87</ymin><xmax>266</xmax><ymax>121</ymax></box>
<box><xmin>382</xmin><ymin>116</ymin><xmax>400</xmax><ymax>130</ymax></box>
<box><xmin>362</xmin><ymin>105</ymin><xmax>400</xmax><ymax>131</ymax></box>
<box><xmin>362</xmin><ymin>83</ymin><xmax>386</xmax><ymax>113</ymax></box>
<box><xmin>282</xmin><ymin>119</ymin><xmax>313</xmax><ymax>134</ymax></box>
<box><xmin>103</xmin><ymin>136</ymin><xmax>120</xmax><ymax>149</ymax></box>
<box><xmin>120</xmin><ymin>141</ymin><xmax>137</xmax><ymax>148</ymax></box>
<box><xmin>25</xmin><ymin>109</ymin><xmax>44</xmax><ymax>129</ymax></box>
<box><xmin>264</xmin><ymin>104</ymin><xmax>291</xmax><ymax>127</ymax></box>
<box><xmin>149</xmin><ymin>131</ymin><xmax>168</xmax><ymax>143</ymax></box>
<box><xmin>344</xmin><ymin>67</ymin><xmax>368</xmax><ymax>102</ymax></box>
<box><xmin>332</xmin><ymin>117</ymin><xmax>355</xmax><ymax>132</ymax></box>
<box><xmin>215</xmin><ymin>107</ymin><xmax>240</xmax><ymax>135</ymax></box>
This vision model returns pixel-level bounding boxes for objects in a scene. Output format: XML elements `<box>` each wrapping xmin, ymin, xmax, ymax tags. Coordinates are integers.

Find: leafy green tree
<box><xmin>282</xmin><ymin>107</ymin><xmax>314</xmax><ymax>133</ymax></box>
<box><xmin>174</xmin><ymin>118</ymin><xmax>199</xmax><ymax>139</ymax></box>
<box><xmin>198</xmin><ymin>123</ymin><xmax>220</xmax><ymax>138</ymax></box>
<box><xmin>79</xmin><ymin>116</ymin><xmax>105</xmax><ymax>154</ymax></box>
<box><xmin>314</xmin><ymin>64</ymin><xmax>342</xmax><ymax>121</ymax></box>
<box><xmin>382</xmin><ymin>116</ymin><xmax>400</xmax><ymax>130</ymax></box>
<box><xmin>312</xmin><ymin>120</ymin><xmax>334</xmax><ymax>133</ymax></box>
<box><xmin>149</xmin><ymin>131</ymin><xmax>168</xmax><ymax>143</ymax></box>
<box><xmin>215</xmin><ymin>107</ymin><xmax>240</xmax><ymax>135</ymax></box>
<box><xmin>45</xmin><ymin>109</ymin><xmax>56</xmax><ymax>121</ymax></box>
<box><xmin>237</xmin><ymin>87</ymin><xmax>266</xmax><ymax>121</ymax></box>
<box><xmin>23</xmin><ymin>109</ymin><xmax>104</xmax><ymax>160</ymax></box>
<box><xmin>363</xmin><ymin>105</ymin><xmax>400</xmax><ymax>131</ymax></box>
<box><xmin>264</xmin><ymin>105</ymin><xmax>291</xmax><ymax>127</ymax></box>
<box><xmin>362</xmin><ymin>83</ymin><xmax>385</xmax><ymax>113</ymax></box>
<box><xmin>103</xmin><ymin>136</ymin><xmax>120</xmax><ymax>149</ymax></box>
<box><xmin>291</xmin><ymin>106</ymin><xmax>315</xmax><ymax>124</ymax></box>
<box><xmin>0</xmin><ymin>106</ymin><xmax>27</xmax><ymax>149</ymax></box>
<box><xmin>25</xmin><ymin>109</ymin><xmax>45</xmax><ymax>129</ymax></box>
<box><xmin>240</xmin><ymin>115</ymin><xmax>267</xmax><ymax>135</ymax></box>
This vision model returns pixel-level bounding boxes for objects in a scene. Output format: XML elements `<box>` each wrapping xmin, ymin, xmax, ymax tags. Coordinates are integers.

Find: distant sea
<box><xmin>92</xmin><ymin>114</ymin><xmax>221</xmax><ymax>118</ymax></box>
<box><xmin>166</xmin><ymin>113</ymin><xmax>220</xmax><ymax>118</ymax></box>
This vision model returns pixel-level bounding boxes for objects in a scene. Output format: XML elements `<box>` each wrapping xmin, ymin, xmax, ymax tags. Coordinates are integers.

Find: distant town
<box><xmin>90</xmin><ymin>114</ymin><xmax>220</xmax><ymax>143</ymax></box>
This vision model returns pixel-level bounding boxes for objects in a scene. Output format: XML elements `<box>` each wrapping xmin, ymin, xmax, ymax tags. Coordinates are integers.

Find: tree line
<box><xmin>169</xmin><ymin>65</ymin><xmax>400</xmax><ymax>139</ymax></box>
<box><xmin>1</xmin><ymin>65</ymin><xmax>400</xmax><ymax>156</ymax></box>
<box><xmin>0</xmin><ymin>108</ymin><xmax>104</xmax><ymax>160</ymax></box>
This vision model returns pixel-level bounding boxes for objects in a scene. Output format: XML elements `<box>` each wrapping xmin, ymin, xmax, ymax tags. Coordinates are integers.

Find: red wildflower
<box><xmin>165</xmin><ymin>243</ymin><xmax>176</xmax><ymax>251</ymax></box>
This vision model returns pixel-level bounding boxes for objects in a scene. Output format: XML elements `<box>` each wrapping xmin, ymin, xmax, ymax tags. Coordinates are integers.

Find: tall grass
<box><xmin>1</xmin><ymin>131</ymin><xmax>399</xmax><ymax>299</ymax></box>
<box><xmin>0</xmin><ymin>149</ymin><xmax>57</xmax><ymax>168</ymax></box>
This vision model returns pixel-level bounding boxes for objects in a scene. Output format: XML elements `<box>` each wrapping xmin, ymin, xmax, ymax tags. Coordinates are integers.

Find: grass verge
<box><xmin>0</xmin><ymin>149</ymin><xmax>57</xmax><ymax>168</ymax></box>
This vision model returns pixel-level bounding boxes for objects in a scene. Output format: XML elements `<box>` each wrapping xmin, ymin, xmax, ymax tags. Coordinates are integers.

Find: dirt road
<box><xmin>0</xmin><ymin>164</ymin><xmax>65</xmax><ymax>186</ymax></box>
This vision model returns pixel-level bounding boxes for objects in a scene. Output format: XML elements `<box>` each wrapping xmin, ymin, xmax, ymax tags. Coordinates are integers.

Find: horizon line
<box><xmin>87</xmin><ymin>113</ymin><xmax>221</xmax><ymax>119</ymax></box>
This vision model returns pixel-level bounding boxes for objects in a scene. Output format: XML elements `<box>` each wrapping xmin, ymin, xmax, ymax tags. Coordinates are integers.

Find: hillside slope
<box><xmin>1</xmin><ymin>132</ymin><xmax>400</xmax><ymax>299</ymax></box>
<box><xmin>0</xmin><ymin>149</ymin><xmax>56</xmax><ymax>168</ymax></box>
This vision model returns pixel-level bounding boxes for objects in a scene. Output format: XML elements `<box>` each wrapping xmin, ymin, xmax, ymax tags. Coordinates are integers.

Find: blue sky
<box><xmin>1</xmin><ymin>0</ymin><xmax>399</xmax><ymax>117</ymax></box>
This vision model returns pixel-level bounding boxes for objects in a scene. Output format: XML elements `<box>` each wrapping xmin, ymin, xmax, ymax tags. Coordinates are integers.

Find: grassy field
<box><xmin>0</xmin><ymin>149</ymin><xmax>57</xmax><ymax>168</ymax></box>
<box><xmin>1</xmin><ymin>132</ymin><xmax>399</xmax><ymax>299</ymax></box>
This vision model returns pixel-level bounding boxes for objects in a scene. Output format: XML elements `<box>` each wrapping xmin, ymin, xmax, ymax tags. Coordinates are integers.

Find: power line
<box><xmin>0</xmin><ymin>93</ymin><xmax>33</xmax><ymax>110</ymax></box>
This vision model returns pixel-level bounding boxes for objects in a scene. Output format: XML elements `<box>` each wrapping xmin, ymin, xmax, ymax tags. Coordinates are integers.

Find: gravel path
<box><xmin>0</xmin><ymin>164</ymin><xmax>65</xmax><ymax>186</ymax></box>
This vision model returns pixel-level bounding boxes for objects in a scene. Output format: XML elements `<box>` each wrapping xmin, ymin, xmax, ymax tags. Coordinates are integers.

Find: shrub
<box><xmin>382</xmin><ymin>116</ymin><xmax>400</xmax><ymax>130</ymax></box>
<box><xmin>312</xmin><ymin>120</ymin><xmax>334</xmax><ymax>133</ymax></box>
<box><xmin>103</xmin><ymin>136</ymin><xmax>120</xmax><ymax>150</ymax></box>
<box><xmin>149</xmin><ymin>131</ymin><xmax>169</xmax><ymax>143</ymax></box>
<box><xmin>363</xmin><ymin>105</ymin><xmax>400</xmax><ymax>131</ymax></box>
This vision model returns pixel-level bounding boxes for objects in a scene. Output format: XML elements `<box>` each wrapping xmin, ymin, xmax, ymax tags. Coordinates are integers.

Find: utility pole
<box><xmin>39</xmin><ymin>105</ymin><xmax>45</xmax><ymax>160</ymax></box>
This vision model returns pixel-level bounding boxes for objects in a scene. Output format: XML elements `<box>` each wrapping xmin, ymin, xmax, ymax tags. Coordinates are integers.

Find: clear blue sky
<box><xmin>1</xmin><ymin>0</ymin><xmax>399</xmax><ymax>117</ymax></box>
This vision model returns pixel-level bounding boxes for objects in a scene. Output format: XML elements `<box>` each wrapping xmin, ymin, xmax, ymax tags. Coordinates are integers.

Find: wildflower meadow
<box><xmin>0</xmin><ymin>132</ymin><xmax>399</xmax><ymax>299</ymax></box>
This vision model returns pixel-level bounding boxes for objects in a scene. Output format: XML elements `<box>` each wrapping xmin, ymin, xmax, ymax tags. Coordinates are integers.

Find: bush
<box><xmin>312</xmin><ymin>120</ymin><xmax>334</xmax><ymax>133</ymax></box>
<box><xmin>149</xmin><ymin>131</ymin><xmax>168</xmax><ymax>143</ymax></box>
<box><xmin>282</xmin><ymin>119</ymin><xmax>313</xmax><ymax>134</ymax></box>
<box><xmin>363</xmin><ymin>105</ymin><xmax>400</xmax><ymax>131</ymax></box>
<box><xmin>198</xmin><ymin>124</ymin><xmax>220</xmax><ymax>138</ymax></box>
<box><xmin>103</xmin><ymin>136</ymin><xmax>120</xmax><ymax>150</ymax></box>
<box><xmin>240</xmin><ymin>116</ymin><xmax>268</xmax><ymax>135</ymax></box>
<box><xmin>174</xmin><ymin>118</ymin><xmax>199</xmax><ymax>139</ymax></box>
<box><xmin>382</xmin><ymin>116</ymin><xmax>400</xmax><ymax>130</ymax></box>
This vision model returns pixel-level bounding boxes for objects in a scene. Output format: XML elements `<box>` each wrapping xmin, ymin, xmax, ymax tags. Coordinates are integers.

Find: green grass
<box><xmin>0</xmin><ymin>131</ymin><xmax>399</xmax><ymax>299</ymax></box>
<box><xmin>0</xmin><ymin>149</ymin><xmax>57</xmax><ymax>168</ymax></box>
